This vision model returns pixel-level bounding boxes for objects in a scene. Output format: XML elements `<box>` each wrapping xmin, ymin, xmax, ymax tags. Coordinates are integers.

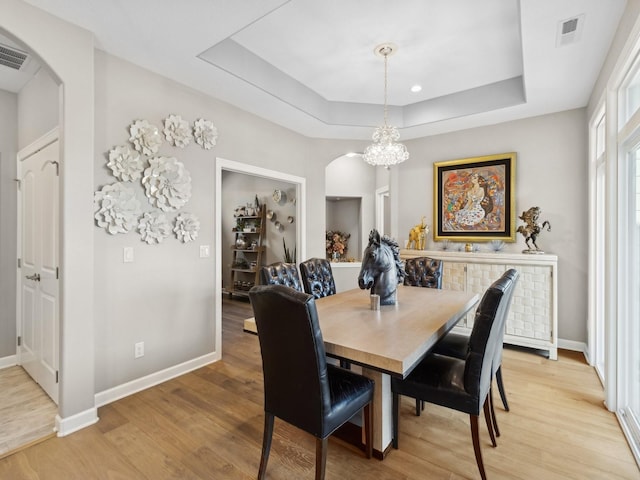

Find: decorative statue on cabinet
<box><xmin>517</xmin><ymin>206</ymin><xmax>551</xmax><ymax>254</ymax></box>
<box><xmin>407</xmin><ymin>216</ymin><xmax>429</xmax><ymax>250</ymax></box>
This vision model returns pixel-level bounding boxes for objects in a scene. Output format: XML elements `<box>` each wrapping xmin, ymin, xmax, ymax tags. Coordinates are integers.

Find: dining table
<box><xmin>243</xmin><ymin>284</ymin><xmax>479</xmax><ymax>458</ymax></box>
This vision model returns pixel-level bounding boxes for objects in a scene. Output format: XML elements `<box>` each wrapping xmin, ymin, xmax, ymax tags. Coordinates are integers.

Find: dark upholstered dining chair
<box><xmin>299</xmin><ymin>257</ymin><xmax>337</xmax><ymax>299</ymax></box>
<box><xmin>403</xmin><ymin>256</ymin><xmax>443</xmax><ymax>289</ymax></box>
<box><xmin>432</xmin><ymin>269</ymin><xmax>519</xmax><ymax>419</ymax></box>
<box><xmin>403</xmin><ymin>255</ymin><xmax>444</xmax><ymax>415</ymax></box>
<box><xmin>249</xmin><ymin>285</ymin><xmax>374</xmax><ymax>480</ymax></box>
<box><xmin>260</xmin><ymin>262</ymin><xmax>303</xmax><ymax>291</ymax></box>
<box><xmin>391</xmin><ymin>270</ymin><xmax>518</xmax><ymax>480</ymax></box>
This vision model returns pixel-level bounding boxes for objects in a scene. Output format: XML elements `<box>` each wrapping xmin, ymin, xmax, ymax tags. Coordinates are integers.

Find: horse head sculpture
<box><xmin>358</xmin><ymin>229</ymin><xmax>405</xmax><ymax>305</ymax></box>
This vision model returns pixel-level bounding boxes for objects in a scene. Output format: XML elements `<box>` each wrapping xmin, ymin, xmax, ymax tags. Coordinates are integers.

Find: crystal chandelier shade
<box><xmin>363</xmin><ymin>44</ymin><xmax>409</xmax><ymax>167</ymax></box>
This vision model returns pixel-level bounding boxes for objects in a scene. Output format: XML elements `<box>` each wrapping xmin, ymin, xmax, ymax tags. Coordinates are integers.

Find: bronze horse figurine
<box><xmin>358</xmin><ymin>230</ymin><xmax>405</xmax><ymax>305</ymax></box>
<box><xmin>517</xmin><ymin>206</ymin><xmax>551</xmax><ymax>252</ymax></box>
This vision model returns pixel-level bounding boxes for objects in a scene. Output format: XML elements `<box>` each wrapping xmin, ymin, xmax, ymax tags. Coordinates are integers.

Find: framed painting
<box><xmin>433</xmin><ymin>152</ymin><xmax>516</xmax><ymax>242</ymax></box>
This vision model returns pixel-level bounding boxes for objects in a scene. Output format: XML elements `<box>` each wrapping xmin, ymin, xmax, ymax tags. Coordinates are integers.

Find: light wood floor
<box><xmin>0</xmin><ymin>296</ymin><xmax>637</xmax><ymax>479</ymax></box>
<box><xmin>0</xmin><ymin>366</ymin><xmax>57</xmax><ymax>459</ymax></box>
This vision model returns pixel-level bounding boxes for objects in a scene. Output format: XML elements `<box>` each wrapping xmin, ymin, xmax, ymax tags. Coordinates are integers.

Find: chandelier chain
<box><xmin>383</xmin><ymin>52</ymin><xmax>389</xmax><ymax>127</ymax></box>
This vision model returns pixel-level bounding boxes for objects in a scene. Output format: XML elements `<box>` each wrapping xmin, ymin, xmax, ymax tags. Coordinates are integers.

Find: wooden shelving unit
<box><xmin>228</xmin><ymin>205</ymin><xmax>266</xmax><ymax>297</ymax></box>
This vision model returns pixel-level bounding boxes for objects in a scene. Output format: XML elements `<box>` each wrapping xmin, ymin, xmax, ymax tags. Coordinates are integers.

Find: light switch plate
<box><xmin>199</xmin><ymin>245</ymin><xmax>210</xmax><ymax>258</ymax></box>
<box><xmin>123</xmin><ymin>247</ymin><xmax>134</xmax><ymax>263</ymax></box>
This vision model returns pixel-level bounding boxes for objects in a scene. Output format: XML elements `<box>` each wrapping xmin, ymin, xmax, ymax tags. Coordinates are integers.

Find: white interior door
<box><xmin>17</xmin><ymin>134</ymin><xmax>59</xmax><ymax>404</ymax></box>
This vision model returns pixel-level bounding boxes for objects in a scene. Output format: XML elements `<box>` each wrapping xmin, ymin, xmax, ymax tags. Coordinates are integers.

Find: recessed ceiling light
<box><xmin>410</xmin><ymin>85</ymin><xmax>422</xmax><ymax>93</ymax></box>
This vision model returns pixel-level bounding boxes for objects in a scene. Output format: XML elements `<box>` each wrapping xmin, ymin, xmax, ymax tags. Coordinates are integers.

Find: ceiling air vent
<box><xmin>0</xmin><ymin>43</ymin><xmax>28</xmax><ymax>70</ymax></box>
<box><xmin>556</xmin><ymin>14</ymin><xmax>585</xmax><ymax>47</ymax></box>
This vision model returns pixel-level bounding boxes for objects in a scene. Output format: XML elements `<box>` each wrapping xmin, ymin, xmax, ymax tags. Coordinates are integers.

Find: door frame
<box><xmin>214</xmin><ymin>157</ymin><xmax>306</xmax><ymax>351</ymax></box>
<box><xmin>15</xmin><ymin>127</ymin><xmax>60</xmax><ymax>387</ymax></box>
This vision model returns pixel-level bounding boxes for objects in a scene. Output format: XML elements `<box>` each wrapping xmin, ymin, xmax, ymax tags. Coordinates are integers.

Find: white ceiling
<box><xmin>1</xmin><ymin>0</ymin><xmax>627</xmax><ymax>140</ymax></box>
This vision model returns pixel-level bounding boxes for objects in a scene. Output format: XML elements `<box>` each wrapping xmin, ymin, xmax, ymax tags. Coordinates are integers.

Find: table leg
<box><xmin>361</xmin><ymin>367</ymin><xmax>392</xmax><ymax>457</ymax></box>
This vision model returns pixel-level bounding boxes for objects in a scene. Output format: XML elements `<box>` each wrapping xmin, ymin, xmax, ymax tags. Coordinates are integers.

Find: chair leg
<box><xmin>316</xmin><ymin>437</ymin><xmax>328</xmax><ymax>480</ymax></box>
<box><xmin>483</xmin><ymin>399</ymin><xmax>497</xmax><ymax>447</ymax></box>
<box><xmin>470</xmin><ymin>415</ymin><xmax>488</xmax><ymax>480</ymax></box>
<box><xmin>363</xmin><ymin>402</ymin><xmax>373</xmax><ymax>459</ymax></box>
<box><xmin>496</xmin><ymin>366</ymin><xmax>510</xmax><ymax>411</ymax></box>
<box><xmin>489</xmin><ymin>385</ymin><xmax>500</xmax><ymax>437</ymax></box>
<box><xmin>392</xmin><ymin>392</ymin><xmax>400</xmax><ymax>449</ymax></box>
<box><xmin>415</xmin><ymin>399</ymin><xmax>421</xmax><ymax>416</ymax></box>
<box><xmin>258</xmin><ymin>413</ymin><xmax>274</xmax><ymax>480</ymax></box>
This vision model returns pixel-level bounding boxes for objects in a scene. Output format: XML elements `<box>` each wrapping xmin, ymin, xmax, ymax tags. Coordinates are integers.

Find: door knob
<box><xmin>26</xmin><ymin>273</ymin><xmax>41</xmax><ymax>282</ymax></box>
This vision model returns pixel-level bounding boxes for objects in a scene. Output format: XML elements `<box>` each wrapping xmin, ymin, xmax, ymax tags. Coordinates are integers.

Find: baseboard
<box><xmin>0</xmin><ymin>355</ymin><xmax>17</xmax><ymax>369</ymax></box>
<box><xmin>94</xmin><ymin>351</ymin><xmax>221</xmax><ymax>408</ymax></box>
<box><xmin>558</xmin><ymin>338</ymin><xmax>587</xmax><ymax>356</ymax></box>
<box><xmin>55</xmin><ymin>408</ymin><xmax>99</xmax><ymax>437</ymax></box>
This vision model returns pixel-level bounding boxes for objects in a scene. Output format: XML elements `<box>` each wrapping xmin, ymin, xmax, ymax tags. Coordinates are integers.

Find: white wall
<box><xmin>0</xmin><ymin>89</ymin><xmax>17</xmax><ymax>359</ymax></box>
<box><xmin>399</xmin><ymin>108</ymin><xmax>588</xmax><ymax>343</ymax></box>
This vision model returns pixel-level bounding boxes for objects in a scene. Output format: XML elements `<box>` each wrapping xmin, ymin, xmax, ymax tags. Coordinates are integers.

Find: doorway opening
<box><xmin>214</xmin><ymin>158</ymin><xmax>306</xmax><ymax>351</ymax></box>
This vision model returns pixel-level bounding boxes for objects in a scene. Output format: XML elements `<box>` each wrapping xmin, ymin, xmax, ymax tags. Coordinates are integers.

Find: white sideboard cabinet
<box><xmin>400</xmin><ymin>249</ymin><xmax>558</xmax><ymax>360</ymax></box>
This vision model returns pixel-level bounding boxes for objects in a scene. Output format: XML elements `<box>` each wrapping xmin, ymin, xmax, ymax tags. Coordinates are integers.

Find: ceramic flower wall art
<box><xmin>163</xmin><ymin>114</ymin><xmax>192</xmax><ymax>148</ymax></box>
<box><xmin>193</xmin><ymin>118</ymin><xmax>218</xmax><ymax>150</ymax></box>
<box><xmin>106</xmin><ymin>145</ymin><xmax>144</xmax><ymax>182</ymax></box>
<box><xmin>94</xmin><ymin>182</ymin><xmax>142</xmax><ymax>234</ymax></box>
<box><xmin>138</xmin><ymin>211</ymin><xmax>171</xmax><ymax>244</ymax></box>
<box><xmin>174</xmin><ymin>213</ymin><xmax>200</xmax><ymax>243</ymax></box>
<box><xmin>142</xmin><ymin>156</ymin><xmax>192</xmax><ymax>211</ymax></box>
<box><xmin>129</xmin><ymin>119</ymin><xmax>162</xmax><ymax>156</ymax></box>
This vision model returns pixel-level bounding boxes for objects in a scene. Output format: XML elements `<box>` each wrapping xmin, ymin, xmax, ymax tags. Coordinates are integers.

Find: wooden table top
<box><xmin>314</xmin><ymin>285</ymin><xmax>479</xmax><ymax>377</ymax></box>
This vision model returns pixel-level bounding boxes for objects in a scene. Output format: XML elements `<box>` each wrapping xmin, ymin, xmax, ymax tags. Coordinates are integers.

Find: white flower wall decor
<box><xmin>129</xmin><ymin>119</ymin><xmax>162</xmax><ymax>156</ymax></box>
<box><xmin>138</xmin><ymin>211</ymin><xmax>171</xmax><ymax>244</ymax></box>
<box><xmin>107</xmin><ymin>145</ymin><xmax>144</xmax><ymax>181</ymax></box>
<box><xmin>94</xmin><ymin>182</ymin><xmax>142</xmax><ymax>234</ymax></box>
<box><xmin>174</xmin><ymin>213</ymin><xmax>200</xmax><ymax>243</ymax></box>
<box><xmin>142</xmin><ymin>156</ymin><xmax>192</xmax><ymax>211</ymax></box>
<box><xmin>163</xmin><ymin>114</ymin><xmax>192</xmax><ymax>148</ymax></box>
<box><xmin>193</xmin><ymin>118</ymin><xmax>218</xmax><ymax>150</ymax></box>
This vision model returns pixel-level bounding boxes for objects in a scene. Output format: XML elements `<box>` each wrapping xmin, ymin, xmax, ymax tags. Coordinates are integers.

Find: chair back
<box><xmin>260</xmin><ymin>262</ymin><xmax>303</xmax><ymax>291</ymax></box>
<box><xmin>492</xmin><ymin>269</ymin><xmax>519</xmax><ymax>373</ymax></box>
<box><xmin>403</xmin><ymin>257</ymin><xmax>443</xmax><ymax>289</ymax></box>
<box><xmin>299</xmin><ymin>258</ymin><xmax>337</xmax><ymax>298</ymax></box>
<box><xmin>463</xmin><ymin>271</ymin><xmax>517</xmax><ymax>400</ymax></box>
<box><xmin>249</xmin><ymin>284</ymin><xmax>330</xmax><ymax>436</ymax></box>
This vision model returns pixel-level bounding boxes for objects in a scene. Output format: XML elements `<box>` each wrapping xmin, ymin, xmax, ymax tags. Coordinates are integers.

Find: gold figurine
<box><xmin>408</xmin><ymin>216</ymin><xmax>429</xmax><ymax>250</ymax></box>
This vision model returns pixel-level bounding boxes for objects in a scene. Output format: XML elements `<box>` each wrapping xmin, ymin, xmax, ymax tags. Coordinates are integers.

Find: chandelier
<box><xmin>363</xmin><ymin>43</ymin><xmax>409</xmax><ymax>168</ymax></box>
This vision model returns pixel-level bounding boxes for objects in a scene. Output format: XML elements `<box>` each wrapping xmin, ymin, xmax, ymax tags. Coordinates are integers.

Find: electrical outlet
<box><xmin>134</xmin><ymin>341</ymin><xmax>144</xmax><ymax>358</ymax></box>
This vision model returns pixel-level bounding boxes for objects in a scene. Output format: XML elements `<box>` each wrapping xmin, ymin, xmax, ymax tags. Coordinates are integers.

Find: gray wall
<box><xmin>3</xmin><ymin>0</ymin><xmax>610</xmax><ymax>415</ymax></box>
<box><xmin>17</xmin><ymin>68</ymin><xmax>58</xmax><ymax>149</ymax></box>
<box><xmin>399</xmin><ymin>108</ymin><xmax>588</xmax><ymax>343</ymax></box>
<box><xmin>0</xmin><ymin>89</ymin><xmax>17</xmax><ymax>359</ymax></box>
<box><xmin>93</xmin><ymin>50</ymin><xmax>328</xmax><ymax>392</ymax></box>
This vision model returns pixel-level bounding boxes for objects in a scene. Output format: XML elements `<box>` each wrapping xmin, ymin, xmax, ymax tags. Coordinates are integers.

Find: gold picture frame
<box><xmin>433</xmin><ymin>152</ymin><xmax>516</xmax><ymax>242</ymax></box>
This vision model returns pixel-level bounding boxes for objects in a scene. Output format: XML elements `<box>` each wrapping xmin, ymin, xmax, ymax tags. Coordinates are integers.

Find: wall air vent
<box><xmin>0</xmin><ymin>43</ymin><xmax>28</xmax><ymax>70</ymax></box>
<box><xmin>556</xmin><ymin>14</ymin><xmax>585</xmax><ymax>47</ymax></box>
